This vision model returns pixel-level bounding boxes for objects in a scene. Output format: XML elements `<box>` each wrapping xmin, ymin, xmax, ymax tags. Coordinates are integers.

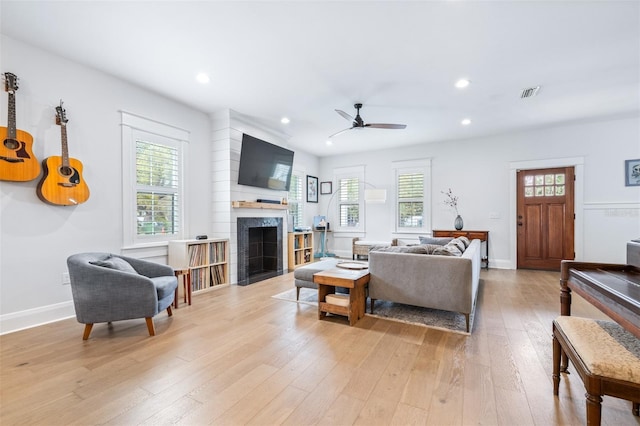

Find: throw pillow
<box><xmin>90</xmin><ymin>256</ymin><xmax>138</xmax><ymax>274</ymax></box>
<box><xmin>458</xmin><ymin>236</ymin><xmax>471</xmax><ymax>248</ymax></box>
<box><xmin>371</xmin><ymin>244</ymin><xmax>440</xmax><ymax>255</ymax></box>
<box><xmin>418</xmin><ymin>236</ymin><xmax>453</xmax><ymax>245</ymax></box>
<box><xmin>450</xmin><ymin>238</ymin><xmax>466</xmax><ymax>253</ymax></box>
<box><xmin>433</xmin><ymin>244</ymin><xmax>463</xmax><ymax>256</ymax></box>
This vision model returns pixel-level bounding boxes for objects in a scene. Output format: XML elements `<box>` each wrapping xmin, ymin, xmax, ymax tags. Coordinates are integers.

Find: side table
<box><xmin>173</xmin><ymin>268</ymin><xmax>191</xmax><ymax>308</ymax></box>
<box><xmin>313</xmin><ymin>266</ymin><xmax>370</xmax><ymax>326</ymax></box>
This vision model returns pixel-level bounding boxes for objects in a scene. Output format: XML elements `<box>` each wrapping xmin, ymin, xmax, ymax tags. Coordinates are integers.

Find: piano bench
<box><xmin>552</xmin><ymin>316</ymin><xmax>640</xmax><ymax>425</ymax></box>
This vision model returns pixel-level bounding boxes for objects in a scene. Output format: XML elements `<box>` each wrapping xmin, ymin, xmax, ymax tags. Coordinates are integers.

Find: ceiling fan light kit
<box><xmin>329</xmin><ymin>103</ymin><xmax>407</xmax><ymax>139</ymax></box>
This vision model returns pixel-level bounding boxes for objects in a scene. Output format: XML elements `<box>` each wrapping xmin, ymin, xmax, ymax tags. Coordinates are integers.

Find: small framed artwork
<box><xmin>307</xmin><ymin>175</ymin><xmax>318</xmax><ymax>203</ymax></box>
<box><xmin>625</xmin><ymin>159</ymin><xmax>640</xmax><ymax>186</ymax></box>
<box><xmin>320</xmin><ymin>181</ymin><xmax>332</xmax><ymax>195</ymax></box>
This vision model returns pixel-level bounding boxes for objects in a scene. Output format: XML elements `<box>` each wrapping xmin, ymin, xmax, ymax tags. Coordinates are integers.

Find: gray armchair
<box><xmin>67</xmin><ymin>252</ymin><xmax>178</xmax><ymax>340</ymax></box>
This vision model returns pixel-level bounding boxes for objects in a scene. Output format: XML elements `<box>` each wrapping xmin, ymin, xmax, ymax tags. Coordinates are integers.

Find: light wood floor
<box><xmin>1</xmin><ymin>269</ymin><xmax>639</xmax><ymax>426</ymax></box>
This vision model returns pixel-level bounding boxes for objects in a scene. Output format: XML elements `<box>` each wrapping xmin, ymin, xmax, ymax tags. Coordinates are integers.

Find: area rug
<box><xmin>272</xmin><ymin>287</ymin><xmax>475</xmax><ymax>335</ymax></box>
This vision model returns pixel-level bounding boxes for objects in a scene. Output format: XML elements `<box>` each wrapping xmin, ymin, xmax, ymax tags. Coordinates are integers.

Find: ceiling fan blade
<box><xmin>328</xmin><ymin>127</ymin><xmax>353</xmax><ymax>139</ymax></box>
<box><xmin>365</xmin><ymin>123</ymin><xmax>407</xmax><ymax>129</ymax></box>
<box><xmin>335</xmin><ymin>109</ymin><xmax>354</xmax><ymax>122</ymax></box>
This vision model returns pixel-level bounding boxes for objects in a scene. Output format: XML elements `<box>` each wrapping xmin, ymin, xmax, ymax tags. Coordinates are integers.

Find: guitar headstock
<box><xmin>4</xmin><ymin>72</ymin><xmax>18</xmax><ymax>93</ymax></box>
<box><xmin>55</xmin><ymin>100</ymin><xmax>68</xmax><ymax>126</ymax></box>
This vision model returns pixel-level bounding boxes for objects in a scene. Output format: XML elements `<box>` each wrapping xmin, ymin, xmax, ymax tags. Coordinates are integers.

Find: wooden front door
<box><xmin>517</xmin><ymin>167</ymin><xmax>575</xmax><ymax>270</ymax></box>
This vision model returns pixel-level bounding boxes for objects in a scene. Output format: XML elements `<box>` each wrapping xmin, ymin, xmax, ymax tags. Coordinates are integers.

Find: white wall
<box><xmin>319</xmin><ymin>115</ymin><xmax>640</xmax><ymax>265</ymax></box>
<box><xmin>0</xmin><ymin>36</ymin><xmax>212</xmax><ymax>332</ymax></box>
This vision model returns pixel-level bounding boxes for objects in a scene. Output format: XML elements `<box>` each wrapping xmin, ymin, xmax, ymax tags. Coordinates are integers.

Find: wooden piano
<box><xmin>560</xmin><ymin>239</ymin><xmax>640</xmax><ymax>338</ymax></box>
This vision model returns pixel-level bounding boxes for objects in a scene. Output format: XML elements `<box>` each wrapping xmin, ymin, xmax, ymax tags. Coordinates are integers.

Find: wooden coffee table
<box><xmin>313</xmin><ymin>267</ymin><xmax>370</xmax><ymax>326</ymax></box>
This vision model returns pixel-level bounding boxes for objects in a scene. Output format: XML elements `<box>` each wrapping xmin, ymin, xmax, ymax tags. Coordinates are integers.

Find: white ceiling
<box><xmin>2</xmin><ymin>1</ymin><xmax>639</xmax><ymax>157</ymax></box>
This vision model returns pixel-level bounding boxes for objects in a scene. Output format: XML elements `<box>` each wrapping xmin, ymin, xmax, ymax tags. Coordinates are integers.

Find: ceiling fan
<box><xmin>329</xmin><ymin>103</ymin><xmax>407</xmax><ymax>139</ymax></box>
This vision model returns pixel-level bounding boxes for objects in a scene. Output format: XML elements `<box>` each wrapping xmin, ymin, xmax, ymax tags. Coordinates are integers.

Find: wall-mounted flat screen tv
<box><xmin>237</xmin><ymin>133</ymin><xmax>295</xmax><ymax>191</ymax></box>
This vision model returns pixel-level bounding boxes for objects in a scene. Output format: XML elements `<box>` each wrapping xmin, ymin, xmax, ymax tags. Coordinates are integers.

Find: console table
<box><xmin>433</xmin><ymin>230</ymin><xmax>489</xmax><ymax>269</ymax></box>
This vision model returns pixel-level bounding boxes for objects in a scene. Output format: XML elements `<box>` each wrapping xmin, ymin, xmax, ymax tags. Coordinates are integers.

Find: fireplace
<box><xmin>237</xmin><ymin>217</ymin><xmax>283</xmax><ymax>285</ymax></box>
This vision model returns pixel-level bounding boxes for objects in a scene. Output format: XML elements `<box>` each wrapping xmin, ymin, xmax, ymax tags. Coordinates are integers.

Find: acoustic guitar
<box><xmin>37</xmin><ymin>101</ymin><xmax>90</xmax><ymax>206</ymax></box>
<box><xmin>0</xmin><ymin>72</ymin><xmax>40</xmax><ymax>181</ymax></box>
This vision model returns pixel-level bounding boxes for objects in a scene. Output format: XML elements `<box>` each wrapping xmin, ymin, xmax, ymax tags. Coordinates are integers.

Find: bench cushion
<box><xmin>554</xmin><ymin>316</ymin><xmax>640</xmax><ymax>383</ymax></box>
<box><xmin>293</xmin><ymin>259</ymin><xmax>340</xmax><ymax>282</ymax></box>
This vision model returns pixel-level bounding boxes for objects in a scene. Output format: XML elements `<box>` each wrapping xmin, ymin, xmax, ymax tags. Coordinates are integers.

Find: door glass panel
<box><xmin>545</xmin><ymin>174</ymin><xmax>554</xmax><ymax>185</ymax></box>
<box><xmin>545</xmin><ymin>186</ymin><xmax>554</xmax><ymax>196</ymax></box>
<box><xmin>524</xmin><ymin>187</ymin><xmax>534</xmax><ymax>197</ymax></box>
<box><xmin>524</xmin><ymin>175</ymin><xmax>534</xmax><ymax>186</ymax></box>
<box><xmin>535</xmin><ymin>175</ymin><xmax>544</xmax><ymax>186</ymax></box>
<box><xmin>535</xmin><ymin>187</ymin><xmax>544</xmax><ymax>196</ymax></box>
<box><xmin>555</xmin><ymin>185</ymin><xmax>565</xmax><ymax>196</ymax></box>
<box><xmin>555</xmin><ymin>174</ymin><xmax>565</xmax><ymax>185</ymax></box>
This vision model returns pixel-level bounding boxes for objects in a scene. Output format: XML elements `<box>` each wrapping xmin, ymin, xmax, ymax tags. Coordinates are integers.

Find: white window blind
<box><xmin>135</xmin><ymin>140</ymin><xmax>180</xmax><ymax>236</ymax></box>
<box><xmin>397</xmin><ymin>172</ymin><xmax>424</xmax><ymax>228</ymax></box>
<box><xmin>288</xmin><ymin>173</ymin><xmax>303</xmax><ymax>228</ymax></box>
<box><xmin>338</xmin><ymin>177</ymin><xmax>360</xmax><ymax>228</ymax></box>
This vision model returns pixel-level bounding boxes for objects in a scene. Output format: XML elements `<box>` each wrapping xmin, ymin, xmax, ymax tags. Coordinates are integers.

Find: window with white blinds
<box><xmin>338</xmin><ymin>177</ymin><xmax>360</xmax><ymax>227</ymax></box>
<box><xmin>397</xmin><ymin>172</ymin><xmax>424</xmax><ymax>229</ymax></box>
<box><xmin>135</xmin><ymin>140</ymin><xmax>180</xmax><ymax>236</ymax></box>
<box><xmin>121</xmin><ymin>111</ymin><xmax>187</xmax><ymax>247</ymax></box>
<box><xmin>393</xmin><ymin>159</ymin><xmax>431</xmax><ymax>233</ymax></box>
<box><xmin>288</xmin><ymin>173</ymin><xmax>303</xmax><ymax>228</ymax></box>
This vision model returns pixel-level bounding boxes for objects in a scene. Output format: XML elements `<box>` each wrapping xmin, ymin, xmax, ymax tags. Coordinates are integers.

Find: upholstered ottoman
<box><xmin>293</xmin><ymin>259</ymin><xmax>341</xmax><ymax>300</ymax></box>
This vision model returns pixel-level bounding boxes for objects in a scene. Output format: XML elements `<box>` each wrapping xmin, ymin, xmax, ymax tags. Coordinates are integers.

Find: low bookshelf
<box><xmin>288</xmin><ymin>231</ymin><xmax>314</xmax><ymax>271</ymax></box>
<box><xmin>168</xmin><ymin>238</ymin><xmax>230</xmax><ymax>293</ymax></box>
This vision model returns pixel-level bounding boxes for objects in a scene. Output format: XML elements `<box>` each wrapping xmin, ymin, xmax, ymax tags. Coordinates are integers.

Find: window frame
<box><xmin>121</xmin><ymin>111</ymin><xmax>188</xmax><ymax>248</ymax></box>
<box><xmin>393</xmin><ymin>159</ymin><xmax>431</xmax><ymax>234</ymax></box>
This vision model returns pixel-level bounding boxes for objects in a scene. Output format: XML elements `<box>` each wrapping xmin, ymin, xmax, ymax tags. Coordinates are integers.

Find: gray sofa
<box><xmin>368</xmin><ymin>239</ymin><xmax>481</xmax><ymax>332</ymax></box>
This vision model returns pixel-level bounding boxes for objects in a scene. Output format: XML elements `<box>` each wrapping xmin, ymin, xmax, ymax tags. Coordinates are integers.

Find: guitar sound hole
<box><xmin>3</xmin><ymin>138</ymin><xmax>19</xmax><ymax>150</ymax></box>
<box><xmin>59</xmin><ymin>166</ymin><xmax>73</xmax><ymax>177</ymax></box>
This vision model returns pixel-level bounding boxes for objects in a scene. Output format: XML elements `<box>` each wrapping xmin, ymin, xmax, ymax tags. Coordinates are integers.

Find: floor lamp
<box><xmin>319</xmin><ymin>183</ymin><xmax>386</xmax><ymax>258</ymax></box>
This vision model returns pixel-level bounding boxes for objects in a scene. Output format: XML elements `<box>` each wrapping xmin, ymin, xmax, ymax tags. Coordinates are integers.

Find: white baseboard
<box><xmin>0</xmin><ymin>301</ymin><xmax>75</xmax><ymax>335</ymax></box>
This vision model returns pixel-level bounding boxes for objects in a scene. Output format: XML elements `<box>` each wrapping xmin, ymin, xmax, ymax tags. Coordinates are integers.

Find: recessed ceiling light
<box><xmin>326</xmin><ymin>140</ymin><xmax>333</xmax><ymax>146</ymax></box>
<box><xmin>461</xmin><ymin>118</ymin><xmax>471</xmax><ymax>126</ymax></box>
<box><xmin>455</xmin><ymin>79</ymin><xmax>470</xmax><ymax>89</ymax></box>
<box><xmin>280</xmin><ymin>117</ymin><xmax>290</xmax><ymax>124</ymax></box>
<box><xmin>196</xmin><ymin>72</ymin><xmax>210</xmax><ymax>84</ymax></box>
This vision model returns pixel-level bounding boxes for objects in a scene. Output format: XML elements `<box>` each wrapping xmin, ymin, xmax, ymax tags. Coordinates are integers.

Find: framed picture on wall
<box><xmin>320</xmin><ymin>181</ymin><xmax>332</xmax><ymax>195</ymax></box>
<box><xmin>625</xmin><ymin>159</ymin><xmax>640</xmax><ymax>186</ymax></box>
<box><xmin>307</xmin><ymin>175</ymin><xmax>318</xmax><ymax>203</ymax></box>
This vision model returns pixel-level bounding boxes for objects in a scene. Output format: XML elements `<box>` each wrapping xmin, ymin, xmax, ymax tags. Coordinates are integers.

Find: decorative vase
<box><xmin>454</xmin><ymin>215</ymin><xmax>464</xmax><ymax>230</ymax></box>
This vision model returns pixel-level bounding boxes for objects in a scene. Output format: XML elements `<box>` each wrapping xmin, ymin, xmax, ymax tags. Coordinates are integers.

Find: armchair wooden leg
<box><xmin>296</xmin><ymin>287</ymin><xmax>300</xmax><ymax>300</ymax></box>
<box><xmin>145</xmin><ymin>317</ymin><xmax>155</xmax><ymax>336</ymax></box>
<box><xmin>167</xmin><ymin>306</ymin><xmax>173</xmax><ymax>317</ymax></box>
<box><xmin>82</xmin><ymin>323</ymin><xmax>93</xmax><ymax>340</ymax></box>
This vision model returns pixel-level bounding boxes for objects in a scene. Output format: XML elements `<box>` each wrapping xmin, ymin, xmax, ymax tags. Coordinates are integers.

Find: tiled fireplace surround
<box><xmin>236</xmin><ymin>217</ymin><xmax>284</xmax><ymax>285</ymax></box>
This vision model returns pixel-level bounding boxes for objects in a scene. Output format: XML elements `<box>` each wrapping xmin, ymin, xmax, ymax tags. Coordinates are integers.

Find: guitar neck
<box><xmin>7</xmin><ymin>92</ymin><xmax>16</xmax><ymax>139</ymax></box>
<box><xmin>60</xmin><ymin>124</ymin><xmax>70</xmax><ymax>168</ymax></box>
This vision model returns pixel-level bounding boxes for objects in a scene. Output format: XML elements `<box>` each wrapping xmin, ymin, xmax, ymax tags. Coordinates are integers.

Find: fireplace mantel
<box><xmin>231</xmin><ymin>201</ymin><xmax>289</xmax><ymax>210</ymax></box>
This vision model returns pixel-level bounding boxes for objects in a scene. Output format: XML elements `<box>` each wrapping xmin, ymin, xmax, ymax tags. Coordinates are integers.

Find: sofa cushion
<box><xmin>419</xmin><ymin>236</ymin><xmax>453</xmax><ymax>245</ymax></box>
<box><xmin>90</xmin><ymin>255</ymin><xmax>137</xmax><ymax>274</ymax></box>
<box><xmin>150</xmin><ymin>276</ymin><xmax>178</xmax><ymax>299</ymax></box>
<box><xmin>433</xmin><ymin>244</ymin><xmax>463</xmax><ymax>256</ymax></box>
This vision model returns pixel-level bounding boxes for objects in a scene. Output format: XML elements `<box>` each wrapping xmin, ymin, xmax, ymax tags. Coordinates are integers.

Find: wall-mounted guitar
<box><xmin>37</xmin><ymin>101</ymin><xmax>90</xmax><ymax>206</ymax></box>
<box><xmin>0</xmin><ymin>72</ymin><xmax>40</xmax><ymax>181</ymax></box>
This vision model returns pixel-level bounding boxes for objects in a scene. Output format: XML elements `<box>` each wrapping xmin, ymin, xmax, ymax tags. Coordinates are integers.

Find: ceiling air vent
<box><xmin>521</xmin><ymin>86</ymin><xmax>541</xmax><ymax>99</ymax></box>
